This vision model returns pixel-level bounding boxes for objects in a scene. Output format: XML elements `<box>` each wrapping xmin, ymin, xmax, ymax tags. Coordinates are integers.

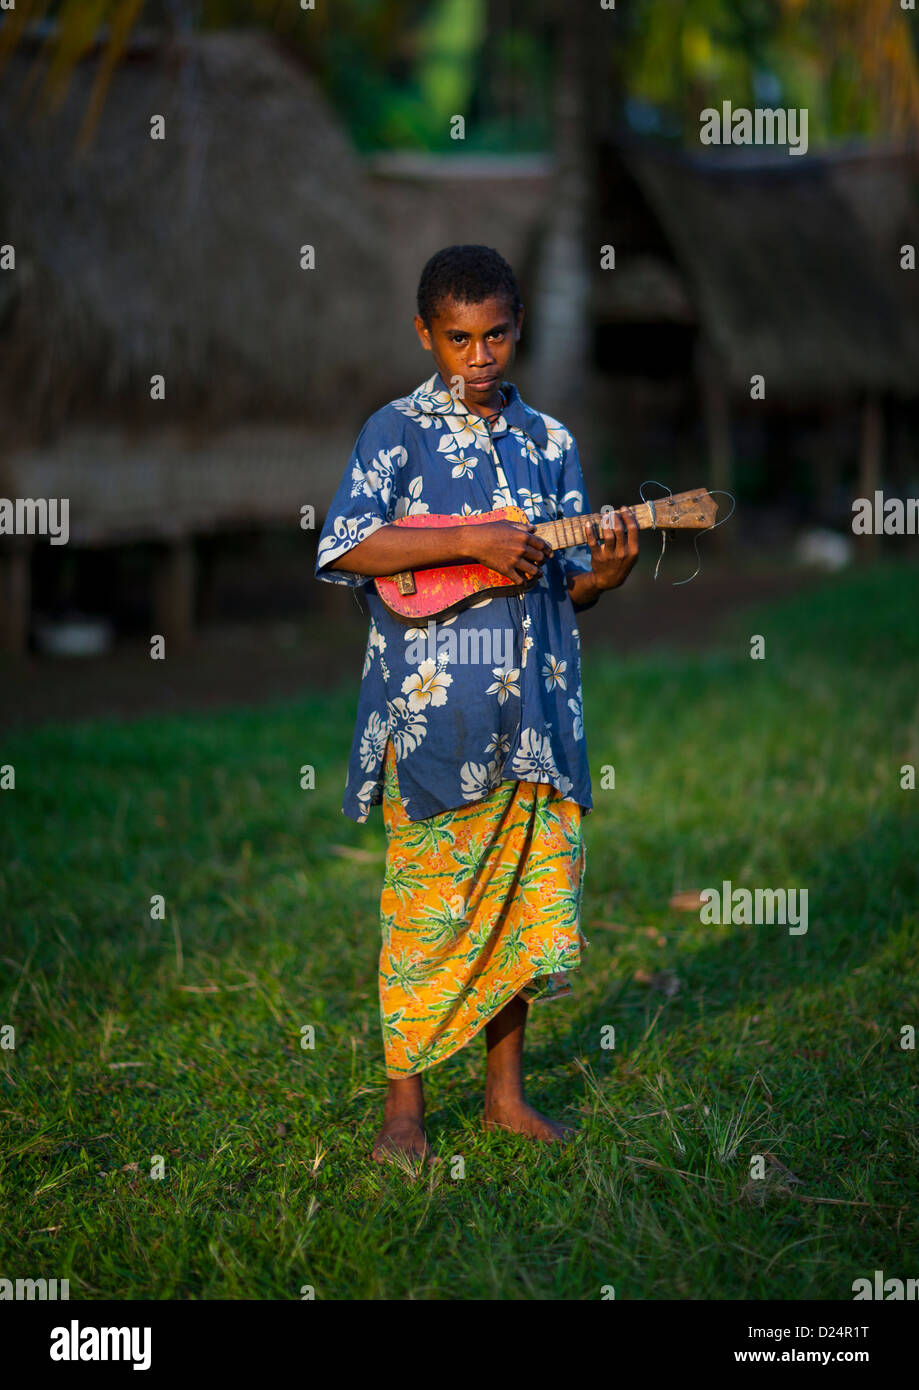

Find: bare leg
<box><xmin>483</xmin><ymin>992</ymin><xmax>575</xmax><ymax>1142</ymax></box>
<box><xmin>372</xmin><ymin>1074</ymin><xmax>429</xmax><ymax>1164</ymax></box>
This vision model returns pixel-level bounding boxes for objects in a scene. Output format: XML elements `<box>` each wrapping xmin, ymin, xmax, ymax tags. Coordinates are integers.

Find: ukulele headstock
<box><xmin>649</xmin><ymin>490</ymin><xmax>719</xmax><ymax>530</ymax></box>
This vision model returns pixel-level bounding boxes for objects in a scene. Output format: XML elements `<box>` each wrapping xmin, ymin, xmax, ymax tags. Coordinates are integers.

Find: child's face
<box><xmin>413</xmin><ymin>294</ymin><xmax>524</xmax><ymax>415</ymax></box>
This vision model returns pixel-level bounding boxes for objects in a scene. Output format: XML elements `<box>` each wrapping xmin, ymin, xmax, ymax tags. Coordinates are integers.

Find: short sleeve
<box><xmin>315</xmin><ymin>419</ymin><xmax>407</xmax><ymax>588</ymax></box>
<box><xmin>556</xmin><ymin>434</ymin><xmax>593</xmax><ymax>581</ymax></box>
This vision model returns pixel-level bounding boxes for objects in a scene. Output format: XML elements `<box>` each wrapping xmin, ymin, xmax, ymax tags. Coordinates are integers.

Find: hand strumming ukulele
<box><xmin>374</xmin><ymin>489</ymin><xmax>719</xmax><ymax>623</ymax></box>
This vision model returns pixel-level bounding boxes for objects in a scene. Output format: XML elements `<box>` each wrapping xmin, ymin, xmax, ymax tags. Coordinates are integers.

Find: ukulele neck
<box><xmin>533</xmin><ymin>502</ymin><xmax>658</xmax><ymax>550</ymax></box>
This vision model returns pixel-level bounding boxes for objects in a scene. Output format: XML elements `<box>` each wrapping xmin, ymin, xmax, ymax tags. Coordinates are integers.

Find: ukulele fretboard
<box><xmin>533</xmin><ymin>502</ymin><xmax>659</xmax><ymax>551</ymax></box>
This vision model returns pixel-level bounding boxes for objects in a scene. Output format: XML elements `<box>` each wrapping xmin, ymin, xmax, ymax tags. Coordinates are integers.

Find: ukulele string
<box><xmin>636</xmin><ymin>481</ymin><xmax>736</xmax><ymax>585</ymax></box>
<box><xmin>670</xmin><ymin>489</ymin><xmax>737</xmax><ymax>586</ymax></box>
<box><xmin>637</xmin><ymin>480</ymin><xmax>673</xmax><ymax>582</ymax></box>
<box><xmin>655</xmin><ymin>528</ymin><xmax>667</xmax><ymax>581</ymax></box>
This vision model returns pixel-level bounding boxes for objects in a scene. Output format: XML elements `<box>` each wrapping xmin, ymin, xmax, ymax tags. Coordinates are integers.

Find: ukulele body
<box><xmin>371</xmin><ymin>488</ymin><xmax>718</xmax><ymax>623</ymax></box>
<box><xmin>374</xmin><ymin>508</ymin><xmax>536</xmax><ymax>624</ymax></box>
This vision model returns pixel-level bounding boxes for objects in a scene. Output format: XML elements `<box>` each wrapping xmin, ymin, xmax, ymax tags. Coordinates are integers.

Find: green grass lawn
<box><xmin>1</xmin><ymin>562</ymin><xmax>917</xmax><ymax>1300</ymax></box>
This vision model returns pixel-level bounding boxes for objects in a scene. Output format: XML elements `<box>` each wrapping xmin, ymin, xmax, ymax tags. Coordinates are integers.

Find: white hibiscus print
<box><xmin>350</xmin><ymin>445</ymin><xmax>406</xmax><ymax>503</ymax></box>
<box><xmin>447</xmin><ymin>452</ymin><xmax>478</xmax><ymax>479</ymax></box>
<box><xmin>516</xmin><ymin>434</ymin><xmax>543</xmax><ymax>466</ymax></box>
<box><xmin>486</xmin><ymin>667</ymin><xmax>521</xmax><ymax>704</ymax></box>
<box><xmin>567</xmin><ymin>694</ymin><xmax>584</xmax><ymax>741</ymax></box>
<box><xmin>393</xmin><ymin>474</ymin><xmax>430</xmax><ymax>517</ymax></box>
<box><xmin>460</xmin><ymin>734</ymin><xmax>507</xmax><ymax>800</ymax></box>
<box><xmin>438</xmin><ymin>418</ymin><xmax>480</xmax><ymax>451</ymax></box>
<box><xmin>403</xmin><ymin>612</ymin><xmax>457</xmax><ymax>644</ymax></box>
<box><xmin>559</xmin><ymin>489</ymin><xmax>584</xmax><ymax>514</ymax></box>
<box><xmin>459</xmin><ymin>761</ymin><xmax>492</xmax><ymax>801</ymax></box>
<box><xmin>363</xmin><ymin>621</ymin><xmax>387</xmax><ymax>676</ymax></box>
<box><xmin>510</xmin><ymin>728</ymin><xmax>572</xmax><ymax>797</ymax></box>
<box><xmin>517</xmin><ymin>487</ymin><xmax>547</xmax><ymax>519</ymax></box>
<box><xmin>316</xmin><ymin>514</ymin><xmax>384</xmax><ymax>569</ymax></box>
<box><xmin>401</xmin><ymin>659</ymin><xmax>453</xmax><ymax>712</ymax></box>
<box><xmin>542</xmin><ymin>654</ymin><xmax>567</xmax><ymax>691</ymax></box>
<box><xmin>358</xmin><ymin>710</ymin><xmax>389</xmax><ymax>771</ymax></box>
<box><xmin>387</xmin><ymin>698</ymin><xmax>428</xmax><ymax>758</ymax></box>
<box><xmin>393</xmin><ymin>399</ymin><xmax>437</xmax><ymax>428</ymax></box>
<box><xmin>539</xmin><ymin>414</ymin><xmax>573</xmax><ymax>462</ymax></box>
<box><xmin>354</xmin><ymin>778</ymin><xmax>381</xmax><ymax>822</ymax></box>
<box><xmin>400</xmin><ymin>380</ymin><xmax>452</xmax><ymax>418</ymax></box>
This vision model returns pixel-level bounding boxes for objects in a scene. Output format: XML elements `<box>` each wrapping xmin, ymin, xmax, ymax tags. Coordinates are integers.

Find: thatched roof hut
<box><xmin>0</xmin><ymin>27</ymin><xmax>416</xmax><ymax>650</ymax></box>
<box><xmin>617</xmin><ymin>140</ymin><xmax>919</xmax><ymax>401</ymax></box>
<box><xmin>0</xmin><ymin>27</ymin><xmax>400</xmax><ymax>444</ymax></box>
<box><xmin>586</xmin><ymin>136</ymin><xmax>919</xmax><ymax>516</ymax></box>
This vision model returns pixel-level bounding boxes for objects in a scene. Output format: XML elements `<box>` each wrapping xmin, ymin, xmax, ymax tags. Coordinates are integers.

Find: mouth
<box><xmin>467</xmin><ymin>375</ymin><xmax>500</xmax><ymax>390</ymax></box>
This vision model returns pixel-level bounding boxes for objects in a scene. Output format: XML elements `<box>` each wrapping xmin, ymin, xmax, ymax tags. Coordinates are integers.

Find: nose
<box><xmin>468</xmin><ymin>340</ymin><xmax>496</xmax><ymax>367</ymax></box>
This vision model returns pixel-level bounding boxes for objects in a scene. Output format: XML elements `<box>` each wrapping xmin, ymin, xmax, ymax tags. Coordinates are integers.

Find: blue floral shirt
<box><xmin>315</xmin><ymin>371</ymin><xmax>595</xmax><ymax>823</ymax></box>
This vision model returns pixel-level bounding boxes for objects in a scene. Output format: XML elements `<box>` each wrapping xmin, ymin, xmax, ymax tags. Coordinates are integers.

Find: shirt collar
<box><xmin>405</xmin><ymin>370</ymin><xmax>549</xmax><ymax>449</ymax></box>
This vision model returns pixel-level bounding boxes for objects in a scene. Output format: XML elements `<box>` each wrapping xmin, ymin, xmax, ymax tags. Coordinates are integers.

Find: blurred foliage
<box><xmin>622</xmin><ymin>0</ymin><xmax>919</xmax><ymax>145</ymax></box>
<box><xmin>315</xmin><ymin>0</ymin><xmax>494</xmax><ymax>151</ymax></box>
<box><xmin>0</xmin><ymin>0</ymin><xmax>551</xmax><ymax>151</ymax></box>
<box><xmin>2</xmin><ymin>0</ymin><xmax>918</xmax><ymax>151</ymax></box>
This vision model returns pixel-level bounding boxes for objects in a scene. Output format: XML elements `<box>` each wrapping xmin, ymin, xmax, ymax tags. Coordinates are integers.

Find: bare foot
<box><xmin>372</xmin><ymin>1114</ymin><xmax>429</xmax><ymax>1164</ymax></box>
<box><xmin>483</xmin><ymin>1095</ymin><xmax>575</xmax><ymax>1143</ymax></box>
<box><xmin>373</xmin><ymin>1075</ymin><xmax>429</xmax><ymax>1165</ymax></box>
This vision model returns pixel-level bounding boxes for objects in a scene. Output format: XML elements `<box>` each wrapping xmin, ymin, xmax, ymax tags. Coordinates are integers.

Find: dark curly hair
<box><xmin>416</xmin><ymin>244</ymin><xmax>522</xmax><ymax>326</ymax></box>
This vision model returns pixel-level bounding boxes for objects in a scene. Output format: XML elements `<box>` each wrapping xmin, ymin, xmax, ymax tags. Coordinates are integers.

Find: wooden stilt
<box><xmin>0</xmin><ymin>540</ymin><xmax>32</xmax><ymax>655</ymax></box>
<box><xmin>856</xmin><ymin>394</ymin><xmax>882</xmax><ymax>559</ymax></box>
<box><xmin>153</xmin><ymin>536</ymin><xmax>195</xmax><ymax>649</ymax></box>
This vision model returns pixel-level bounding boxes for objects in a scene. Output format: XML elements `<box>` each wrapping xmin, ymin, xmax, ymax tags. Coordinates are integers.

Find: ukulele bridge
<box><xmin>393</xmin><ymin>570</ymin><xmax>417</xmax><ymax>596</ymax></box>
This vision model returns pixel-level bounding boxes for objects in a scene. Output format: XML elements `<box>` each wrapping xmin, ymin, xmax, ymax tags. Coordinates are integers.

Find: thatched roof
<box><xmin>827</xmin><ymin>145</ymin><xmax>919</xmax><ymax>265</ymax></box>
<box><xmin>620</xmin><ymin>140</ymin><xmax>919</xmax><ymax>399</ymax></box>
<box><xmin>6</xmin><ymin>422</ymin><xmax>358</xmax><ymax>543</ymax></box>
<box><xmin>0</xmin><ymin>28</ymin><xmax>400</xmax><ymax>440</ymax></box>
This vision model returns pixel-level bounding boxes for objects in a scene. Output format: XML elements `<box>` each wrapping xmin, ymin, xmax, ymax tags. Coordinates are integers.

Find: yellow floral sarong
<box><xmin>379</xmin><ymin>740</ymin><xmax>588</xmax><ymax>1077</ymax></box>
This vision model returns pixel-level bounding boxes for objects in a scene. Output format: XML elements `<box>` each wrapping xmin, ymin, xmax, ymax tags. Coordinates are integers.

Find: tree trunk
<box><xmin>526</xmin><ymin>18</ymin><xmax>592</xmax><ymax>417</ymax></box>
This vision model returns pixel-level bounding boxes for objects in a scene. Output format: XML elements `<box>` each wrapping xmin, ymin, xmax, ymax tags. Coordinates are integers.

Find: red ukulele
<box><xmin>374</xmin><ymin>489</ymin><xmax>718</xmax><ymax>622</ymax></box>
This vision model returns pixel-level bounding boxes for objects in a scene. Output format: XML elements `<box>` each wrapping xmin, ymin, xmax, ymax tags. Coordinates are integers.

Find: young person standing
<box><xmin>316</xmin><ymin>245</ymin><xmax>639</xmax><ymax>1162</ymax></box>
